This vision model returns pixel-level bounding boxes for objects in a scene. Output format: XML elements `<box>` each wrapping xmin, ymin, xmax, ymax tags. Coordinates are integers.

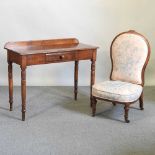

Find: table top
<box><xmin>4</xmin><ymin>38</ymin><xmax>98</xmax><ymax>55</ymax></box>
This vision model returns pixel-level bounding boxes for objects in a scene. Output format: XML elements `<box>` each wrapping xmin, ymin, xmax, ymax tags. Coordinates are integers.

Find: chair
<box><xmin>91</xmin><ymin>30</ymin><xmax>151</xmax><ymax>123</ymax></box>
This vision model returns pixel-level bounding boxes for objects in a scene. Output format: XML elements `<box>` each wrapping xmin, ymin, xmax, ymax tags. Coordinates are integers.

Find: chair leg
<box><xmin>92</xmin><ymin>97</ymin><xmax>97</xmax><ymax>117</ymax></box>
<box><xmin>112</xmin><ymin>102</ymin><xmax>116</xmax><ymax>106</ymax></box>
<box><xmin>139</xmin><ymin>93</ymin><xmax>144</xmax><ymax>110</ymax></box>
<box><xmin>124</xmin><ymin>104</ymin><xmax>130</xmax><ymax>123</ymax></box>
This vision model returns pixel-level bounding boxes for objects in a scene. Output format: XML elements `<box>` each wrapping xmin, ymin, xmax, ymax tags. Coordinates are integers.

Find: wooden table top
<box><xmin>4</xmin><ymin>38</ymin><xmax>98</xmax><ymax>55</ymax></box>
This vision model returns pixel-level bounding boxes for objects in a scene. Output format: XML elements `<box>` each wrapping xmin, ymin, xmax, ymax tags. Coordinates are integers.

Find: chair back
<box><xmin>110</xmin><ymin>30</ymin><xmax>150</xmax><ymax>86</ymax></box>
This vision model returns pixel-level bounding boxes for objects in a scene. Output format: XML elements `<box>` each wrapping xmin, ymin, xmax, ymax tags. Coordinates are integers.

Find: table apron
<box><xmin>25</xmin><ymin>50</ymin><xmax>94</xmax><ymax>66</ymax></box>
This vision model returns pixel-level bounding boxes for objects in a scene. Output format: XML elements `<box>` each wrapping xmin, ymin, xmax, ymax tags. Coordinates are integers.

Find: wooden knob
<box><xmin>59</xmin><ymin>55</ymin><xmax>65</xmax><ymax>59</ymax></box>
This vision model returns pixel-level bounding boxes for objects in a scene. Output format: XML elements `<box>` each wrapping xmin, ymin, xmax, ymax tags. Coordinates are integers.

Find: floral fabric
<box><xmin>111</xmin><ymin>33</ymin><xmax>148</xmax><ymax>84</ymax></box>
<box><xmin>92</xmin><ymin>80</ymin><xmax>142</xmax><ymax>102</ymax></box>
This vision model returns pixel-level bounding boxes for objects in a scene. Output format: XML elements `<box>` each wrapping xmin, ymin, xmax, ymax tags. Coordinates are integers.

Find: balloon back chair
<box><xmin>91</xmin><ymin>30</ymin><xmax>151</xmax><ymax>123</ymax></box>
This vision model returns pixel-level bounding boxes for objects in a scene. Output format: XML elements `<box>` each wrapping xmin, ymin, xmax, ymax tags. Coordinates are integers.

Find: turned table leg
<box><xmin>92</xmin><ymin>97</ymin><xmax>97</xmax><ymax>117</ymax></box>
<box><xmin>74</xmin><ymin>61</ymin><xmax>79</xmax><ymax>100</ymax></box>
<box><xmin>8</xmin><ymin>61</ymin><xmax>13</xmax><ymax>111</ymax></box>
<box><xmin>90</xmin><ymin>60</ymin><xmax>95</xmax><ymax>107</ymax></box>
<box><xmin>21</xmin><ymin>66</ymin><xmax>26</xmax><ymax>121</ymax></box>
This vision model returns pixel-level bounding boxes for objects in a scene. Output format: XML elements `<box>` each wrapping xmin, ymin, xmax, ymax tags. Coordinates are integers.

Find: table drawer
<box><xmin>46</xmin><ymin>52</ymin><xmax>75</xmax><ymax>62</ymax></box>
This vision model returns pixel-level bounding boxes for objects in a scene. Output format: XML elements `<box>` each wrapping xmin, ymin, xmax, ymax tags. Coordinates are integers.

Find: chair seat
<box><xmin>92</xmin><ymin>80</ymin><xmax>143</xmax><ymax>102</ymax></box>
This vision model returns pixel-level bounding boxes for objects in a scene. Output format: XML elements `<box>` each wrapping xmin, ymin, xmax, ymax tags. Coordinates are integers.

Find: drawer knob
<box><xmin>59</xmin><ymin>55</ymin><xmax>65</xmax><ymax>59</ymax></box>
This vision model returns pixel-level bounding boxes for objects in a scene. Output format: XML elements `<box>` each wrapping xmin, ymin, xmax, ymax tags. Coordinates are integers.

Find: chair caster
<box><xmin>125</xmin><ymin>119</ymin><xmax>130</xmax><ymax>123</ymax></box>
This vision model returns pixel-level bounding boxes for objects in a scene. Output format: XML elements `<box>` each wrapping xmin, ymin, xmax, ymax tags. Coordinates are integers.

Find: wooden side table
<box><xmin>4</xmin><ymin>38</ymin><xmax>98</xmax><ymax>121</ymax></box>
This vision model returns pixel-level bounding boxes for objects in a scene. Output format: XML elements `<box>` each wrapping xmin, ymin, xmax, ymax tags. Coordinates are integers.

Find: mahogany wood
<box><xmin>112</xmin><ymin>102</ymin><xmax>116</xmax><ymax>106</ymax></box>
<box><xmin>92</xmin><ymin>96</ymin><xmax>97</xmax><ymax>117</ymax></box>
<box><xmin>5</xmin><ymin>38</ymin><xmax>98</xmax><ymax>121</ymax></box>
<box><xmin>124</xmin><ymin>104</ymin><xmax>130</xmax><ymax>123</ymax></box>
<box><xmin>8</xmin><ymin>61</ymin><xmax>13</xmax><ymax>111</ymax></box>
<box><xmin>90</xmin><ymin>52</ymin><xmax>96</xmax><ymax>107</ymax></box>
<box><xmin>21</xmin><ymin>66</ymin><xmax>26</xmax><ymax>121</ymax></box>
<box><xmin>139</xmin><ymin>92</ymin><xmax>144</xmax><ymax>110</ymax></box>
<box><xmin>74</xmin><ymin>61</ymin><xmax>79</xmax><ymax>100</ymax></box>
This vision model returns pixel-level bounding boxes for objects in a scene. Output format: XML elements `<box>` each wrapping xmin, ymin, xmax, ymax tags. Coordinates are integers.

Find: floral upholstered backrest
<box><xmin>110</xmin><ymin>31</ymin><xmax>150</xmax><ymax>85</ymax></box>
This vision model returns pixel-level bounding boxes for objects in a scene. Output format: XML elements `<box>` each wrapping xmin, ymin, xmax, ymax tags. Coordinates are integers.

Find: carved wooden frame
<box><xmin>91</xmin><ymin>30</ymin><xmax>151</xmax><ymax>123</ymax></box>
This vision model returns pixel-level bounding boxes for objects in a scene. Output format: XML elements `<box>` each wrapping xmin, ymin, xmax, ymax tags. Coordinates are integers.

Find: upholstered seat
<box><xmin>91</xmin><ymin>30</ymin><xmax>151</xmax><ymax>123</ymax></box>
<box><xmin>92</xmin><ymin>81</ymin><xmax>143</xmax><ymax>103</ymax></box>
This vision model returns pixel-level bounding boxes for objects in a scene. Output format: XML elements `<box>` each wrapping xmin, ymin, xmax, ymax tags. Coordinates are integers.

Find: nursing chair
<box><xmin>91</xmin><ymin>30</ymin><xmax>150</xmax><ymax>123</ymax></box>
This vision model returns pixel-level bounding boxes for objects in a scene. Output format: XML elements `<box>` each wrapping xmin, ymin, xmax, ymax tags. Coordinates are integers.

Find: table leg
<box><xmin>74</xmin><ymin>61</ymin><xmax>79</xmax><ymax>100</ymax></box>
<box><xmin>21</xmin><ymin>66</ymin><xmax>26</xmax><ymax>121</ymax></box>
<box><xmin>8</xmin><ymin>61</ymin><xmax>13</xmax><ymax>111</ymax></box>
<box><xmin>90</xmin><ymin>60</ymin><xmax>95</xmax><ymax>107</ymax></box>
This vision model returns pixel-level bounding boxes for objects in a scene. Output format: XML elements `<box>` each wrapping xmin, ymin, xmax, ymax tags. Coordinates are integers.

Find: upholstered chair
<box><xmin>91</xmin><ymin>30</ymin><xmax>151</xmax><ymax>123</ymax></box>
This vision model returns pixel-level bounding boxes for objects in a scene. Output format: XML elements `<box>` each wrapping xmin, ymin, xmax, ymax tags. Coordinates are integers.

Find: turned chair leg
<box><xmin>139</xmin><ymin>93</ymin><xmax>144</xmax><ymax>110</ymax></box>
<box><xmin>92</xmin><ymin>97</ymin><xmax>97</xmax><ymax>117</ymax></box>
<box><xmin>124</xmin><ymin>104</ymin><xmax>130</xmax><ymax>123</ymax></box>
<box><xmin>112</xmin><ymin>102</ymin><xmax>116</xmax><ymax>106</ymax></box>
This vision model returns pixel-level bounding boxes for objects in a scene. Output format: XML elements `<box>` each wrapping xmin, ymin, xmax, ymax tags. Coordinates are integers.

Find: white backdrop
<box><xmin>0</xmin><ymin>0</ymin><xmax>154</xmax><ymax>86</ymax></box>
